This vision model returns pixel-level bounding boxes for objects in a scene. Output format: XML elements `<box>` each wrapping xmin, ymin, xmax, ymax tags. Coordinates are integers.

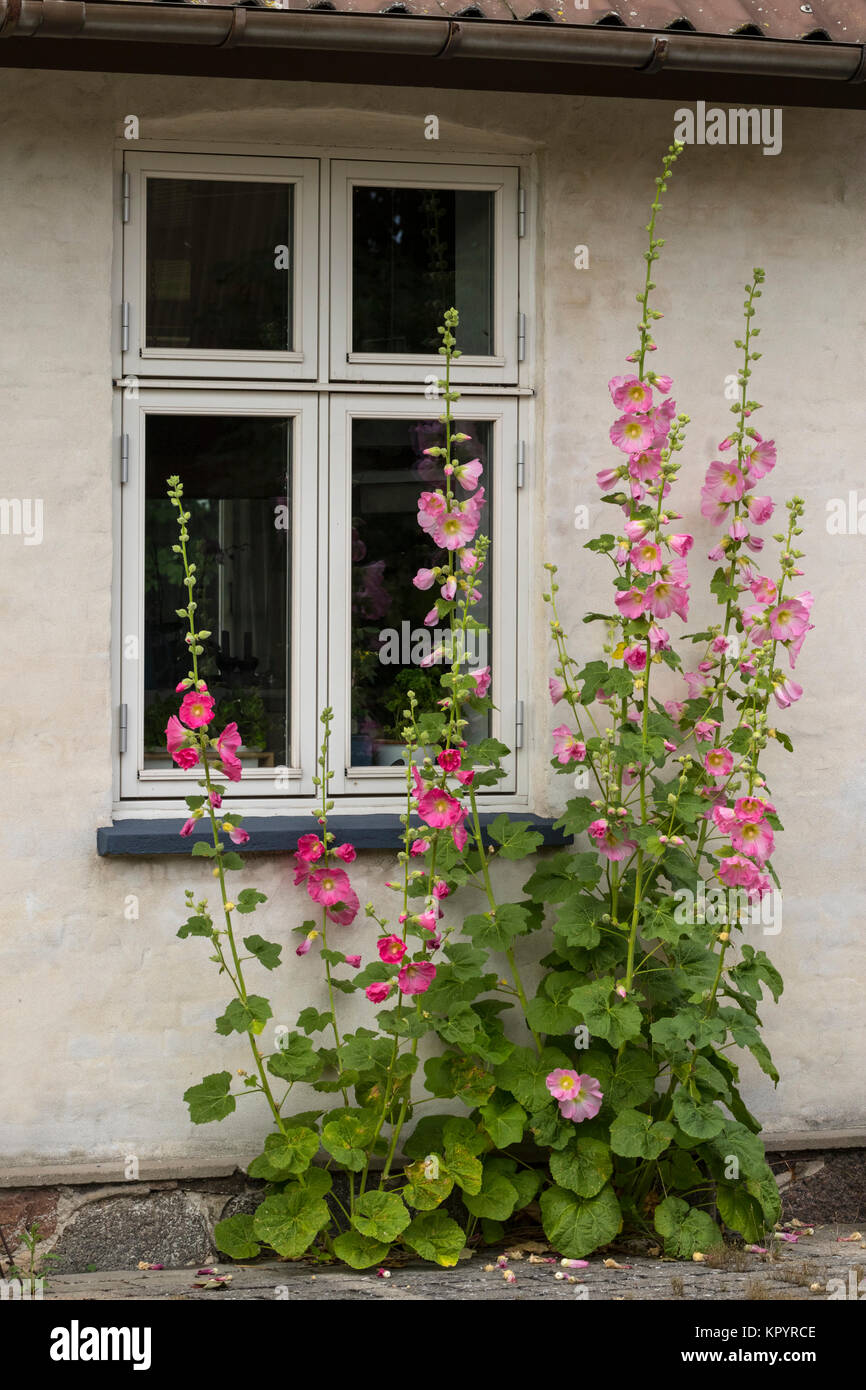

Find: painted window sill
<box><xmin>97</xmin><ymin>813</ymin><xmax>569</xmax><ymax>856</ymax></box>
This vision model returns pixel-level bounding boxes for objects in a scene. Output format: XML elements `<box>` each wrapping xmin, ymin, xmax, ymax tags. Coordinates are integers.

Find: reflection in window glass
<box><xmin>352</xmin><ymin>187</ymin><xmax>494</xmax><ymax>356</ymax></box>
<box><xmin>350</xmin><ymin>417</ymin><xmax>492</xmax><ymax>767</ymax></box>
<box><xmin>146</xmin><ymin>178</ymin><xmax>293</xmax><ymax>352</ymax></box>
<box><xmin>143</xmin><ymin>415</ymin><xmax>291</xmax><ymax>769</ymax></box>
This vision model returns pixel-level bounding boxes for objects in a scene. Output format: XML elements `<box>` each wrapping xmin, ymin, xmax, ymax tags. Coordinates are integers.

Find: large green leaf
<box><xmin>352</xmin><ymin>1191</ymin><xmax>411</xmax><ymax>1242</ymax></box>
<box><xmin>609</xmin><ymin>1108</ymin><xmax>675</xmax><ymax>1160</ymax></box>
<box><xmin>654</xmin><ymin>1195</ymin><xmax>723</xmax><ymax>1257</ymax></box>
<box><xmin>526</xmin><ymin>971</ymin><xmax>583</xmax><ymax>1035</ymax></box>
<box><xmin>333</xmin><ymin>1231</ymin><xmax>391</xmax><ymax>1269</ymax></box>
<box><xmin>463</xmin><ymin>903</ymin><xmax>532</xmax><ymax>952</ymax></box>
<box><xmin>243</xmin><ymin>934</ymin><xmax>282</xmax><ymax>970</ymax></box>
<box><xmin>553</xmin><ymin>898</ymin><xmax>605</xmax><ymax>950</ymax></box>
<box><xmin>672</xmin><ymin>1092</ymin><xmax>725</xmax><ymax>1140</ymax></box>
<box><xmin>715</xmin><ymin>1183</ymin><xmax>765</xmax><ymax>1245</ymax></box>
<box><xmin>609</xmin><ymin>1049</ymin><xmax>657</xmax><ymax>1110</ymax></box>
<box><xmin>214</xmin><ymin>1213</ymin><xmax>261</xmax><ymax>1259</ymax></box>
<box><xmin>479</xmin><ymin>1094</ymin><xmax>526</xmax><ymax>1149</ymax></box>
<box><xmin>494</xmin><ymin>1045</ymin><xmax>571</xmax><ymax>1112</ymax></box>
<box><xmin>183</xmin><ymin>1071</ymin><xmax>235</xmax><ymax>1125</ymax></box>
<box><xmin>702</xmin><ymin>1121</ymin><xmax>767</xmax><ymax>1181</ymax></box>
<box><xmin>267</xmin><ymin>1033</ymin><xmax>323</xmax><ymax>1083</ymax></box>
<box><xmin>255</xmin><ymin>1127</ymin><xmax>319</xmax><ymax>1177</ymax></box>
<box><xmin>321</xmin><ymin>1110</ymin><xmax>379</xmax><ymax>1171</ymax></box>
<box><xmin>462</xmin><ymin>1170</ymin><xmax>520</xmax><ymax>1221</ymax></box>
<box><xmin>403</xmin><ymin>1159</ymin><xmax>455</xmax><ymax>1210</ymax></box>
<box><xmin>549</xmin><ymin>1137</ymin><xmax>612</xmax><ymax>1199</ymax></box>
<box><xmin>253</xmin><ymin>1187</ymin><xmax>330</xmax><ymax>1258</ymax></box>
<box><xmin>540</xmin><ymin>1184</ymin><xmax>622</xmax><ymax>1259</ymax></box>
<box><xmin>214</xmin><ymin>995</ymin><xmax>272</xmax><ymax>1036</ymax></box>
<box><xmin>569</xmin><ymin>978</ymin><xmax>642</xmax><ymax>1047</ymax></box>
<box><xmin>487</xmin><ymin>816</ymin><xmax>544</xmax><ymax>860</ymax></box>
<box><xmin>402</xmin><ymin>1212</ymin><xmax>466</xmax><ymax>1268</ymax></box>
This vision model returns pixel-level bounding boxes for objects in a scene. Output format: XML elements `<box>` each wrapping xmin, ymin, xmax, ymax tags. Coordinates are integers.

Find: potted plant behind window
<box><xmin>372</xmin><ymin>666</ymin><xmax>441</xmax><ymax>767</ymax></box>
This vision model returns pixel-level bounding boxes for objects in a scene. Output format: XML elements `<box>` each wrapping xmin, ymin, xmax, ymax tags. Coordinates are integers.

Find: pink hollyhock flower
<box><xmin>410</xmin><ymin>838</ymin><xmax>431</xmax><ymax>857</ymax></box>
<box><xmin>683</xmin><ymin>670</ymin><xmax>713</xmax><ymax>700</ymax></box>
<box><xmin>413</xmin><ymin>567</ymin><xmax>436</xmax><ymax>590</ymax></box>
<box><xmin>694</xmin><ymin>720</ymin><xmax>720</xmax><ymax>743</ymax></box>
<box><xmin>743</xmin><ymin>434</ymin><xmax>776</xmax><ymax>482</ymax></box>
<box><xmin>731</xmin><ymin>819</ymin><xmax>775</xmax><ymax>864</ymax></box>
<box><xmin>704</xmin><ymin>748</ymin><xmax>734</xmax><ymax>779</ymax></box>
<box><xmin>417</xmin><ymin>491</ymin><xmax>447</xmax><ymax>535</ymax></box>
<box><xmin>438</xmin><ymin>749</ymin><xmax>461</xmax><ymax>772</ymax></box>
<box><xmin>454</xmin><ymin>767</ymin><xmax>475</xmax><ymax>788</ymax></box>
<box><xmin>423</xmin><ymin>607</ymin><xmax>438</xmax><ymax>628</ymax></box>
<box><xmin>453</xmin><ymin>822</ymin><xmax>468</xmax><ymax>852</ymax></box>
<box><xmin>296</xmin><ymin>834</ymin><xmax>325</xmax><ymax>863</ymax></box>
<box><xmin>334</xmin><ymin>843</ymin><xmax>356</xmax><ymax>864</ymax></box>
<box><xmin>745</xmin><ymin>535</ymin><xmax>764</xmax><ymax>553</ymax></box>
<box><xmin>417</xmin><ymin>787</ymin><xmax>463</xmax><ymax>828</ymax></box>
<box><xmin>439</xmin><ymin>577</ymin><xmax>456</xmax><ymax>602</ymax></box>
<box><xmin>175</xmin><ymin>679</ymin><xmax>191</xmax><ymax>693</ymax></box>
<box><xmin>365</xmin><ymin>981</ymin><xmax>392</xmax><ymax>1004</ymax></box>
<box><xmin>546</xmin><ymin>1070</ymin><xmax>604</xmax><ymax>1123</ymax></box>
<box><xmin>610</xmin><ymin>414</ymin><xmax>655</xmax><ymax>454</ymax></box>
<box><xmin>651</xmin><ymin>374</ymin><xmax>673</xmax><ymax>393</ymax></box>
<box><xmin>296</xmin><ymin>933</ymin><xmax>317</xmax><ymax>957</ymax></box>
<box><xmin>179</xmin><ymin>690</ymin><xmax>216</xmax><ymax>729</ymax></box>
<box><xmin>773</xmin><ymin>677</ymin><xmax>803</xmax><ymax>709</ymax></box>
<box><xmin>417</xmin><ymin>908</ymin><xmax>439</xmax><ymax>931</ymax></box>
<box><xmin>166</xmin><ymin>714</ymin><xmax>198</xmax><ymax>768</ymax></box>
<box><xmin>749</xmin><ymin>576</ymin><xmax>778</xmax><ymax>605</ymax></box>
<box><xmin>648</xmin><ymin>625</ymin><xmax>671</xmax><ymax>653</ymax></box>
<box><xmin>623</xmin><ymin>645</ymin><xmax>647</xmax><ymax>672</ymax></box>
<box><xmin>174</xmin><ymin>747</ymin><xmax>200</xmax><ymax>771</ymax></box>
<box><xmin>588</xmin><ymin>819</ymin><xmax>637</xmax><ymax>862</ymax></box>
<box><xmin>307</xmin><ymin>867</ymin><xmax>360</xmax><ymax>925</ymax></box>
<box><xmin>627</xmin><ymin>448</ymin><xmax>662</xmax><ymax>483</ymax></box>
<box><xmin>703</xmin><ymin>459</ymin><xmax>746</xmax><ymax>506</ymax></box>
<box><xmin>228</xmin><ymin>826</ymin><xmax>250</xmax><ymax>846</ymax></box>
<box><xmin>552</xmin><ymin>726</ymin><xmax>586</xmax><ymax>764</ymax></box>
<box><xmin>711</xmin><ymin>804</ymin><xmax>737</xmax><ymax>834</ymax></box>
<box><xmin>664</xmin><ymin>700</ymin><xmax>686</xmax><ymax>723</ymax></box>
<box><xmin>453</xmin><ymin>458</ymin><xmax>483</xmax><ymax>492</ymax></box>
<box><xmin>458</xmin><ymin>548</ymin><xmax>479</xmax><ymax>574</ymax></box>
<box><xmin>432</xmin><ymin>880</ymin><xmax>450</xmax><ymax>899</ymax></box>
<box><xmin>217</xmin><ymin>723</ymin><xmax>243</xmax><ymax>782</ymax></box>
<box><xmin>668</xmin><ymin>533</ymin><xmax>693</xmax><ymax>558</ymax></box>
<box><xmin>646</xmin><ymin>580</ymin><xmax>689</xmax><ymax>621</ymax></box>
<box><xmin>729</xmin><ymin>519</ymin><xmax>747</xmax><ymax>542</ymax></box>
<box><xmin>615</xmin><ymin>587</ymin><xmax>647</xmax><ymax>620</ymax></box>
<box><xmin>630</xmin><ymin>541</ymin><xmax>663</xmax><ymax>574</ymax></box>
<box><xmin>597</xmin><ymin>467</ymin><xmax>621</xmax><ymax>491</ymax></box>
<box><xmin>180</xmin><ymin>816</ymin><xmax>197</xmax><ymax>837</ymax></box>
<box><xmin>609</xmin><ymin>374</ymin><xmax>653</xmax><ymax>413</ymax></box>
<box><xmin>747</xmin><ymin>495</ymin><xmax>774</xmax><ymax>525</ymax></box>
<box><xmin>549</xmin><ymin>676</ymin><xmax>566</xmax><ymax>705</ymax></box>
<box><xmin>398</xmin><ymin>960</ymin><xmax>436</xmax><ymax>995</ymax></box>
<box><xmin>734</xmin><ymin>795</ymin><xmax>769</xmax><ymax>823</ymax></box>
<box><xmin>377</xmin><ymin>935</ymin><xmax>407</xmax><ymax>964</ymax></box>
<box><xmin>470</xmin><ymin>667</ymin><xmax>491</xmax><ymax>697</ymax></box>
<box><xmin>209</xmin><ymin>791</ymin><xmax>222</xmax><ymax>809</ymax></box>
<box><xmin>768</xmin><ymin>597</ymin><xmax>810</xmax><ymax>646</ymax></box>
<box><xmin>345</xmin><ymin>954</ymin><xmax>361</xmax><ymax>968</ymax></box>
<box><xmin>718</xmin><ymin>855</ymin><xmax>761</xmax><ymax>890</ymax></box>
<box><xmin>786</xmin><ymin>591</ymin><xmax>814</xmax><ymax>668</ymax></box>
<box><xmin>623</xmin><ymin>519</ymin><xmax>648</xmax><ymax>542</ymax></box>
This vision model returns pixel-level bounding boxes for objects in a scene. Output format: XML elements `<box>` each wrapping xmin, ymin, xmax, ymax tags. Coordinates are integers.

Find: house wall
<box><xmin>0</xmin><ymin>67</ymin><xmax>862</xmax><ymax>1179</ymax></box>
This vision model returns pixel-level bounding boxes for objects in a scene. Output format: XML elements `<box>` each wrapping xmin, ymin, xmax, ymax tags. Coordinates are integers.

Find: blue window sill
<box><xmin>97</xmin><ymin>813</ymin><xmax>569</xmax><ymax>856</ymax></box>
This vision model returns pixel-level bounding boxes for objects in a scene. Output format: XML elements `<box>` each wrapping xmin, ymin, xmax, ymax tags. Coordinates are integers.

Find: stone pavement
<box><xmin>34</xmin><ymin>1225</ymin><xmax>865</xmax><ymax>1301</ymax></box>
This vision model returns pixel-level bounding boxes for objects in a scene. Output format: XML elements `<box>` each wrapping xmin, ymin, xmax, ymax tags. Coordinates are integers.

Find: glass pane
<box><xmin>143</xmin><ymin>415</ymin><xmax>292</xmax><ymax>771</ymax></box>
<box><xmin>352</xmin><ymin>187</ymin><xmax>494</xmax><ymax>356</ymax></box>
<box><xmin>350</xmin><ymin>417</ymin><xmax>492</xmax><ymax>767</ymax></box>
<box><xmin>146</xmin><ymin>178</ymin><xmax>293</xmax><ymax>351</ymax></box>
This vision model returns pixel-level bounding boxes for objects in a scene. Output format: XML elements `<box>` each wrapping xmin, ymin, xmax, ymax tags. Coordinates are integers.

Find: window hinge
<box><xmin>120</xmin><ymin>433</ymin><xmax>129</xmax><ymax>484</ymax></box>
<box><xmin>119</xmin><ymin>703</ymin><xmax>128</xmax><ymax>755</ymax></box>
<box><xmin>122</xmin><ymin>170</ymin><xmax>130</xmax><ymax>224</ymax></box>
<box><xmin>121</xmin><ymin>301</ymin><xmax>130</xmax><ymax>354</ymax></box>
<box><xmin>517</xmin><ymin>439</ymin><xmax>526</xmax><ymax>489</ymax></box>
<box><xmin>514</xmin><ymin>699</ymin><xmax>525</xmax><ymax>750</ymax></box>
<box><xmin>517</xmin><ymin>312</ymin><xmax>526</xmax><ymax>363</ymax></box>
<box><xmin>517</xmin><ymin>185</ymin><xmax>526</xmax><ymax>238</ymax></box>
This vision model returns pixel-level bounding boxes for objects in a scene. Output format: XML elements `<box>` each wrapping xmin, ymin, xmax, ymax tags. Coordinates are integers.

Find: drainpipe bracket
<box><xmin>636</xmin><ymin>35</ymin><xmax>669</xmax><ymax>75</ymax></box>
<box><xmin>435</xmin><ymin>19</ymin><xmax>463</xmax><ymax>59</ymax></box>
<box><xmin>218</xmin><ymin>5</ymin><xmax>248</xmax><ymax>48</ymax></box>
<box><xmin>846</xmin><ymin>44</ymin><xmax>866</xmax><ymax>82</ymax></box>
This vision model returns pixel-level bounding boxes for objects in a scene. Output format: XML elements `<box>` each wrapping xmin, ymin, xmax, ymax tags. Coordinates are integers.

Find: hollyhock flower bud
<box><xmin>729</xmin><ymin>519</ymin><xmax>747</xmax><ymax>541</ymax></box>
<box><xmin>296</xmin><ymin>930</ymin><xmax>318</xmax><ymax>957</ymax></box>
<box><xmin>441</xmin><ymin>577</ymin><xmax>457</xmax><ymax>601</ymax></box>
<box><xmin>180</xmin><ymin>817</ymin><xmax>197</xmax><ymax>837</ymax></box>
<box><xmin>470</xmin><ymin>667</ymin><xmax>491</xmax><ymax>697</ymax></box>
<box><xmin>549</xmin><ymin>675</ymin><xmax>566</xmax><ymax>705</ymax></box>
<box><xmin>413</xmin><ymin>567</ymin><xmax>436</xmax><ymax>590</ymax></box>
<box><xmin>209</xmin><ymin>791</ymin><xmax>222</xmax><ymax>808</ymax></box>
<box><xmin>365</xmin><ymin>981</ymin><xmax>392</xmax><ymax>1004</ymax></box>
<box><xmin>175</xmin><ymin>680</ymin><xmax>192</xmax><ymax>693</ymax></box>
<box><xmin>334</xmin><ymin>843</ymin><xmax>356</xmax><ymax>864</ymax></box>
<box><xmin>748</xmin><ymin>495</ymin><xmax>774</xmax><ymax>525</ymax></box>
<box><xmin>345</xmin><ymin>955</ymin><xmax>361</xmax><ymax>968</ymax></box>
<box><xmin>668</xmin><ymin>533</ymin><xmax>693</xmax><ymax>557</ymax></box>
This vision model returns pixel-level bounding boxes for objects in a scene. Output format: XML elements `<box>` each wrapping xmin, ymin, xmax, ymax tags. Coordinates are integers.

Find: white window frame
<box><xmin>119</xmin><ymin>388</ymin><xmax>320</xmax><ymax>800</ymax></box>
<box><xmin>327</xmin><ymin>392</ymin><xmax>519</xmax><ymax>798</ymax></box>
<box><xmin>329</xmin><ymin>160</ymin><xmax>520</xmax><ymax>386</ymax></box>
<box><xmin>122</xmin><ymin>152</ymin><xmax>320</xmax><ymax>381</ymax></box>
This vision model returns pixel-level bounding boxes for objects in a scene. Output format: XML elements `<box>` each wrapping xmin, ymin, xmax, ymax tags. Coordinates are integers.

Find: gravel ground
<box><xmin>32</xmin><ymin>1225</ymin><xmax>865</xmax><ymax>1301</ymax></box>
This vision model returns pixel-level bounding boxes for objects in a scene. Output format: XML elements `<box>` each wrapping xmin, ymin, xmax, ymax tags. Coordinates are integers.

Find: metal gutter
<box><xmin>1</xmin><ymin>2</ymin><xmax>865</xmax><ymax>85</ymax></box>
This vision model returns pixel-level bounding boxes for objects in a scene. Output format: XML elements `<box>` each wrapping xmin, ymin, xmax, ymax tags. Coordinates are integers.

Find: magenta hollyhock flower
<box><xmin>412</xmin><ymin>567</ymin><xmax>436</xmax><ymax>590</ymax></box>
<box><xmin>409</xmin><ymin>838</ymin><xmax>431</xmax><ymax>857</ymax></box>
<box><xmin>548</xmin><ymin>676</ymin><xmax>566</xmax><ymax>705</ymax></box>
<box><xmin>296</xmin><ymin>930</ymin><xmax>318</xmax><ymax>958</ymax></box>
<box><xmin>334</xmin><ymin>843</ymin><xmax>356</xmax><ymax>864</ymax></box>
<box><xmin>704</xmin><ymin>748</ymin><xmax>734</xmax><ymax>779</ymax></box>
<box><xmin>630</xmin><ymin>541</ymin><xmax>663</xmax><ymax>574</ymax></box>
<box><xmin>228</xmin><ymin>826</ymin><xmax>250</xmax><ymax>846</ymax></box>
<box><xmin>416</xmin><ymin>908</ymin><xmax>439</xmax><ymax>931</ymax></box>
<box><xmin>307</xmin><ymin>867</ymin><xmax>360</xmax><ymax>926</ymax></box>
<box><xmin>180</xmin><ymin>816</ymin><xmax>197</xmax><ymax>837</ymax></box>
<box><xmin>345</xmin><ymin>954</ymin><xmax>361</xmax><ymax>968</ymax></box>
<box><xmin>365</xmin><ymin>981</ymin><xmax>392</xmax><ymax>1004</ymax></box>
<box><xmin>747</xmin><ymin>495</ymin><xmax>774</xmax><ymax>525</ymax></box>
<box><xmin>166</xmin><ymin>714</ymin><xmax>198</xmax><ymax>768</ymax></box>
<box><xmin>623</xmin><ymin>645</ymin><xmax>647</xmax><ymax>673</ymax></box>
<box><xmin>609</xmin><ymin>374</ymin><xmax>653</xmax><ymax>413</ymax></box>
<box><xmin>398</xmin><ymin>960</ymin><xmax>436</xmax><ymax>995</ymax></box>
<box><xmin>615</xmin><ymin>587</ymin><xmax>647</xmax><ymax>620</ymax></box>
<box><xmin>588</xmin><ymin>819</ymin><xmax>637</xmax><ymax>862</ymax></box>
<box><xmin>432</xmin><ymin>880</ymin><xmax>450</xmax><ymax>899</ymax></box>
<box><xmin>438</xmin><ymin>749</ymin><xmax>461</xmax><ymax>773</ymax></box>
<box><xmin>646</xmin><ymin>580</ymin><xmax>689</xmax><ymax>622</ymax></box>
<box><xmin>552</xmin><ymin>726</ymin><xmax>586</xmax><ymax>765</ymax></box>
<box><xmin>174</xmin><ymin>747</ymin><xmax>200</xmax><ymax>771</ymax></box>
<box><xmin>453</xmin><ymin>458</ymin><xmax>483</xmax><ymax>492</ymax></box>
<box><xmin>668</xmin><ymin>533</ymin><xmax>693</xmax><ymax>558</ymax></box>
<box><xmin>718</xmin><ymin>855</ymin><xmax>761</xmax><ymax>890</ymax></box>
<box><xmin>453</xmin><ymin>822</ymin><xmax>468</xmax><ymax>852</ymax></box>
<box><xmin>773</xmin><ymin>677</ymin><xmax>803</xmax><ymax>709</ymax></box>
<box><xmin>454</xmin><ymin>767</ymin><xmax>475</xmax><ymax>788</ymax></box>
<box><xmin>731</xmin><ymin>819</ymin><xmax>774</xmax><ymax>864</ymax></box>
<box><xmin>179</xmin><ymin>689</ymin><xmax>216</xmax><ymax>729</ymax></box>
<box><xmin>470</xmin><ymin>667</ymin><xmax>491</xmax><ymax>697</ymax></box>
<box><xmin>648</xmin><ymin>625</ymin><xmax>670</xmax><ymax>654</ymax></box>
<box><xmin>217</xmin><ymin>722</ymin><xmax>243</xmax><ymax>782</ymax></box>
<box><xmin>296</xmin><ymin>834</ymin><xmax>325</xmax><ymax>863</ymax></box>
<box><xmin>417</xmin><ymin>787</ymin><xmax>463</xmax><ymax>829</ymax></box>
<box><xmin>610</xmin><ymin>414</ymin><xmax>655</xmax><ymax>454</ymax></box>
<box><xmin>546</xmin><ymin>1070</ymin><xmax>604</xmax><ymax>1123</ymax></box>
<box><xmin>377</xmin><ymin>935</ymin><xmax>407</xmax><ymax>964</ymax></box>
<box><xmin>209</xmin><ymin>791</ymin><xmax>222</xmax><ymax>809</ymax></box>
<box><xmin>694</xmin><ymin>720</ymin><xmax>720</xmax><ymax>743</ymax></box>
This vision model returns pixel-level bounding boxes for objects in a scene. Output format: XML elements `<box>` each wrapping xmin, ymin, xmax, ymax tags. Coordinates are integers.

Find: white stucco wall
<box><xmin>0</xmin><ymin>67</ymin><xmax>863</xmax><ymax>1177</ymax></box>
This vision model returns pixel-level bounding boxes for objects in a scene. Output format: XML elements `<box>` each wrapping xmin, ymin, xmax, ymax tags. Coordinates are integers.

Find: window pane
<box><xmin>350</xmin><ymin>417</ymin><xmax>492</xmax><ymax>767</ymax></box>
<box><xmin>352</xmin><ymin>187</ymin><xmax>494</xmax><ymax>356</ymax></box>
<box><xmin>146</xmin><ymin>178</ymin><xmax>293</xmax><ymax>352</ymax></box>
<box><xmin>143</xmin><ymin>415</ymin><xmax>291</xmax><ymax>771</ymax></box>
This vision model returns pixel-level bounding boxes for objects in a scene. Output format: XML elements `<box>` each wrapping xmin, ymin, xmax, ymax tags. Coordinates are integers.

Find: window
<box><xmin>118</xmin><ymin>147</ymin><xmax>527</xmax><ymax>806</ymax></box>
